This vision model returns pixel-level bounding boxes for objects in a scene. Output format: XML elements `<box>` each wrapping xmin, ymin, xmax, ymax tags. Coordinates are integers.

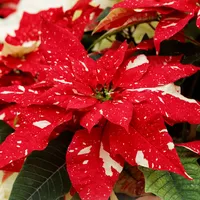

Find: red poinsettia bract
<box><xmin>0</xmin><ymin>20</ymin><xmax>200</xmax><ymax>200</ymax></box>
<box><xmin>5</xmin><ymin>0</ymin><xmax>101</xmax><ymax>45</ymax></box>
<box><xmin>0</xmin><ymin>0</ymin><xmax>19</xmax><ymax>18</ymax></box>
<box><xmin>113</xmin><ymin>0</ymin><xmax>200</xmax><ymax>52</ymax></box>
<box><xmin>0</xmin><ymin>0</ymin><xmax>101</xmax><ymax>88</ymax></box>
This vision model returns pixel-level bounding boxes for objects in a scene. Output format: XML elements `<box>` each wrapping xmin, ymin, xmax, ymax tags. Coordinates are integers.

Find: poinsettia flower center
<box><xmin>94</xmin><ymin>84</ymin><xmax>113</xmax><ymax>102</ymax></box>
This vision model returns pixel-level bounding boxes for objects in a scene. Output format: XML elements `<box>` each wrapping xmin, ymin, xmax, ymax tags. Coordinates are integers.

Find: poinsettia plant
<box><xmin>0</xmin><ymin>0</ymin><xmax>200</xmax><ymax>200</ymax></box>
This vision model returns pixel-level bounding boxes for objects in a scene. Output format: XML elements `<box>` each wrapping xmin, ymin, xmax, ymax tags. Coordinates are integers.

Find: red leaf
<box><xmin>108</xmin><ymin>117</ymin><xmax>191</xmax><ymax>179</ymax></box>
<box><xmin>0</xmin><ymin>104</ymin><xmax>23</xmax><ymax>128</ymax></box>
<box><xmin>98</xmin><ymin>100</ymin><xmax>133</xmax><ymax>131</ymax></box>
<box><xmin>2</xmin><ymin>51</ymin><xmax>43</xmax><ymax>78</ymax></box>
<box><xmin>94</xmin><ymin>8</ymin><xmax>157</xmax><ymax>33</ymax></box>
<box><xmin>67</xmin><ymin>128</ymin><xmax>124</xmax><ymax>200</ymax></box>
<box><xmin>176</xmin><ymin>141</ymin><xmax>200</xmax><ymax>154</ymax></box>
<box><xmin>0</xmin><ymin>7</ymin><xmax>16</xmax><ymax>17</ymax></box>
<box><xmin>80</xmin><ymin>104</ymin><xmax>102</xmax><ymax>132</ymax></box>
<box><xmin>0</xmin><ymin>0</ymin><xmax>18</xmax><ymax>18</ymax></box>
<box><xmin>0</xmin><ymin>0</ymin><xmax>19</xmax><ymax>4</ymax></box>
<box><xmin>69</xmin><ymin>56</ymin><xmax>98</xmax><ymax>87</ymax></box>
<box><xmin>0</xmin><ymin>85</ymin><xmax>43</xmax><ymax>106</ymax></box>
<box><xmin>67</xmin><ymin>96</ymin><xmax>97</xmax><ymax>110</ymax></box>
<box><xmin>114</xmin><ymin>54</ymin><xmax>149</xmax><ymax>88</ymax></box>
<box><xmin>97</xmin><ymin>42</ymin><xmax>128</xmax><ymax>84</ymax></box>
<box><xmin>130</xmin><ymin>84</ymin><xmax>200</xmax><ymax>124</ymax></box>
<box><xmin>2</xmin><ymin>158</ymin><xmax>24</xmax><ymax>172</ymax></box>
<box><xmin>115</xmin><ymin>55</ymin><xmax>199</xmax><ymax>88</ymax></box>
<box><xmin>6</xmin><ymin>8</ymin><xmax>66</xmax><ymax>45</ymax></box>
<box><xmin>67</xmin><ymin>3</ymin><xmax>101</xmax><ymax>39</ymax></box>
<box><xmin>0</xmin><ymin>106</ymin><xmax>71</xmax><ymax>168</ymax></box>
<box><xmin>41</xmin><ymin>20</ymin><xmax>87</xmax><ymax>62</ymax></box>
<box><xmin>113</xmin><ymin>0</ymin><xmax>197</xmax><ymax>12</ymax></box>
<box><xmin>154</xmin><ymin>13</ymin><xmax>194</xmax><ymax>52</ymax></box>
<box><xmin>196</xmin><ymin>9</ymin><xmax>200</xmax><ymax>28</ymax></box>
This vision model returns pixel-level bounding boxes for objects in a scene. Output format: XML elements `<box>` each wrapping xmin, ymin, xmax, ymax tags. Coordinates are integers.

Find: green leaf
<box><xmin>71</xmin><ymin>194</ymin><xmax>81</xmax><ymax>200</ymax></box>
<box><xmin>82</xmin><ymin>31</ymin><xmax>104</xmax><ymax>51</ymax></box>
<box><xmin>184</xmin><ymin>18</ymin><xmax>200</xmax><ymax>40</ymax></box>
<box><xmin>0</xmin><ymin>120</ymin><xmax>14</xmax><ymax>144</ymax></box>
<box><xmin>9</xmin><ymin>132</ymin><xmax>73</xmax><ymax>200</ymax></box>
<box><xmin>197</xmin><ymin>125</ymin><xmax>200</xmax><ymax>132</ymax></box>
<box><xmin>96</xmin><ymin>7</ymin><xmax>111</xmax><ymax>22</ymax></box>
<box><xmin>140</xmin><ymin>147</ymin><xmax>200</xmax><ymax>200</ymax></box>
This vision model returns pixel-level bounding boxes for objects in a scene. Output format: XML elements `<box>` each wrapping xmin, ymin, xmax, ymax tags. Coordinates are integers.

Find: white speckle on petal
<box><xmin>55</xmin><ymin>92</ymin><xmax>61</xmax><ymax>95</ymax></box>
<box><xmin>18</xmin><ymin>85</ymin><xmax>25</xmax><ymax>92</ymax></box>
<box><xmin>159</xmin><ymin>129</ymin><xmax>167</xmax><ymax>133</ymax></box>
<box><xmin>167</xmin><ymin>142</ymin><xmax>175</xmax><ymax>150</ymax></box>
<box><xmin>22</xmin><ymin>41</ymin><xmax>36</xmax><ymax>47</ymax></box>
<box><xmin>134</xmin><ymin>9</ymin><xmax>144</xmax><ymax>12</ymax></box>
<box><xmin>170</xmin><ymin>66</ymin><xmax>180</xmax><ymax>69</ymax></box>
<box><xmin>0</xmin><ymin>113</ymin><xmax>5</xmax><ymax>120</ymax></box>
<box><xmin>17</xmin><ymin>141</ymin><xmax>22</xmax><ymax>144</ymax></box>
<box><xmin>162</xmin><ymin>23</ymin><xmax>177</xmax><ymax>29</ymax></box>
<box><xmin>160</xmin><ymin>84</ymin><xmax>197</xmax><ymax>103</ymax></box>
<box><xmin>78</xmin><ymin>146</ymin><xmax>92</xmax><ymax>155</ymax></box>
<box><xmin>72</xmin><ymin>89</ymin><xmax>83</xmax><ymax>95</ymax></box>
<box><xmin>99</xmin><ymin>109</ymin><xmax>103</xmax><ymax>115</ymax></box>
<box><xmin>158</xmin><ymin>96</ymin><xmax>165</xmax><ymax>104</ymax></box>
<box><xmin>100</xmin><ymin>143</ymin><xmax>123</xmax><ymax>176</ymax></box>
<box><xmin>126</xmin><ymin>54</ymin><xmax>149</xmax><ymax>70</ymax></box>
<box><xmin>135</xmin><ymin>151</ymin><xmax>149</xmax><ymax>167</ymax></box>
<box><xmin>53</xmin><ymin>78</ymin><xmax>72</xmax><ymax>85</ymax></box>
<box><xmin>79</xmin><ymin>61</ymin><xmax>89</xmax><ymax>71</ymax></box>
<box><xmin>1</xmin><ymin>91</ymin><xmax>23</xmax><ymax>94</ymax></box>
<box><xmin>184</xmin><ymin>172</ymin><xmax>193</xmax><ymax>179</ymax></box>
<box><xmin>25</xmin><ymin>149</ymin><xmax>28</xmax><ymax>156</ymax></box>
<box><xmin>28</xmin><ymin>89</ymin><xmax>38</xmax><ymax>94</ymax></box>
<box><xmin>128</xmin><ymin>83</ymin><xmax>197</xmax><ymax>104</ymax></box>
<box><xmin>32</xmin><ymin>120</ymin><xmax>51</xmax><ymax>129</ymax></box>
<box><xmin>163</xmin><ymin>1</ymin><xmax>175</xmax><ymax>6</ymax></box>
<box><xmin>180</xmin><ymin>146</ymin><xmax>199</xmax><ymax>154</ymax></box>
<box><xmin>72</xmin><ymin>89</ymin><xmax>78</xmax><ymax>94</ymax></box>
<box><xmin>83</xmin><ymin>160</ymin><xmax>89</xmax><ymax>165</ymax></box>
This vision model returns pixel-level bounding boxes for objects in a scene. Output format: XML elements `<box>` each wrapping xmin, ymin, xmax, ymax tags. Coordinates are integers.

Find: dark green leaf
<box><xmin>140</xmin><ymin>147</ymin><xmax>200</xmax><ymax>200</ymax></box>
<box><xmin>184</xmin><ymin>18</ymin><xmax>200</xmax><ymax>40</ymax></box>
<box><xmin>0</xmin><ymin>120</ymin><xmax>14</xmax><ymax>144</ymax></box>
<box><xmin>71</xmin><ymin>193</ymin><xmax>81</xmax><ymax>200</ymax></box>
<box><xmin>97</xmin><ymin>7</ymin><xmax>111</xmax><ymax>22</ymax></box>
<box><xmin>197</xmin><ymin>125</ymin><xmax>200</xmax><ymax>132</ymax></box>
<box><xmin>9</xmin><ymin>132</ymin><xmax>73</xmax><ymax>200</ymax></box>
<box><xmin>82</xmin><ymin>31</ymin><xmax>104</xmax><ymax>51</ymax></box>
<box><xmin>159</xmin><ymin>40</ymin><xmax>184</xmax><ymax>56</ymax></box>
<box><xmin>182</xmin><ymin>53</ymin><xmax>200</xmax><ymax>65</ymax></box>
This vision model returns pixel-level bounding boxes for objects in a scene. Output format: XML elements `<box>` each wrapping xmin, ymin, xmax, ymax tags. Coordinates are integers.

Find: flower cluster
<box><xmin>0</xmin><ymin>0</ymin><xmax>200</xmax><ymax>200</ymax></box>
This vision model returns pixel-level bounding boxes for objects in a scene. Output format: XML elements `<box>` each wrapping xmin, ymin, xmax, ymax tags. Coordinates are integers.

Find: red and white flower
<box><xmin>0</xmin><ymin>19</ymin><xmax>199</xmax><ymax>199</ymax></box>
